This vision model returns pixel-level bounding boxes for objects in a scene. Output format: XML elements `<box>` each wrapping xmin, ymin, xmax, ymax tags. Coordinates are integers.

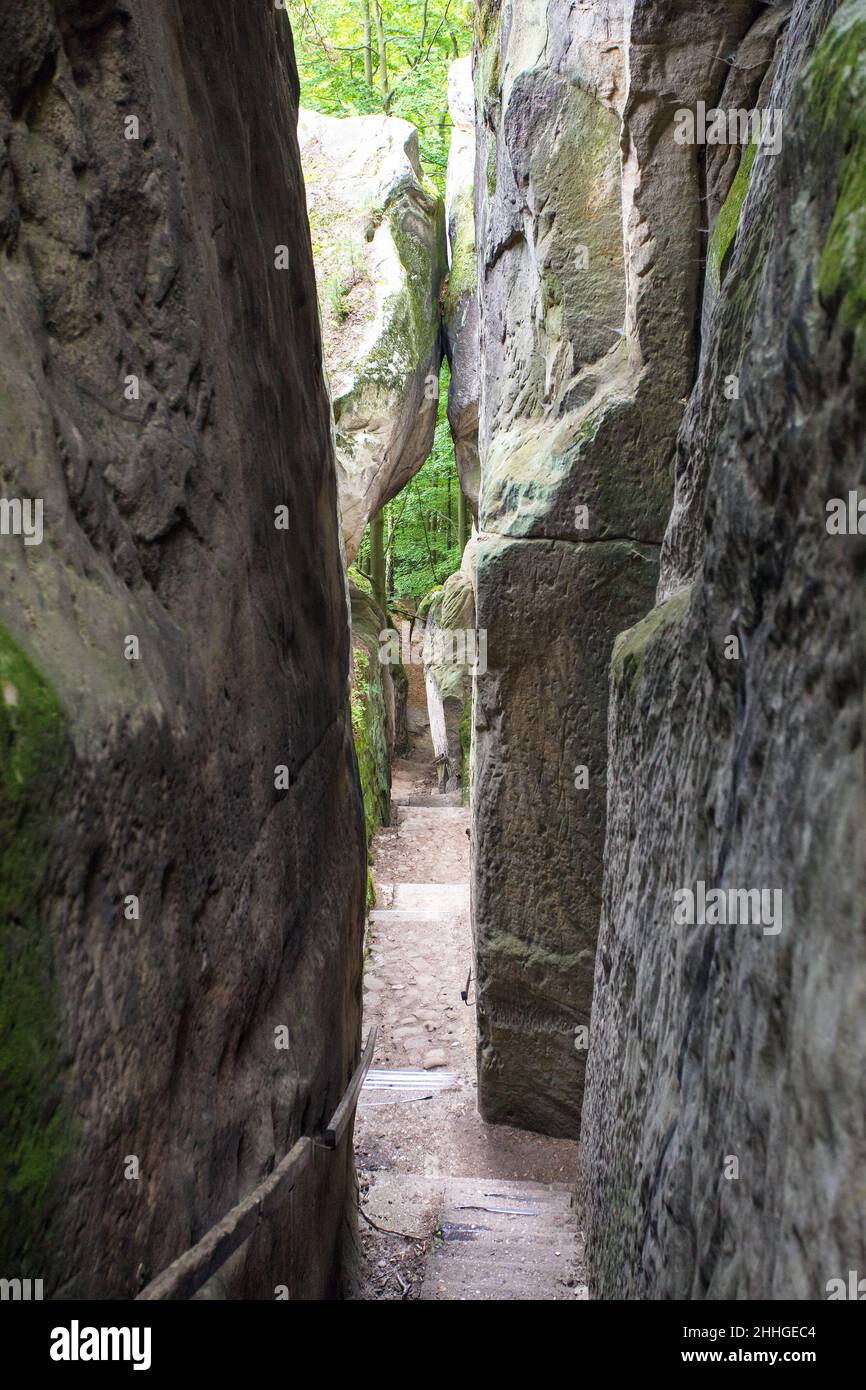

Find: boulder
<box><xmin>422</xmin><ymin>545</ymin><xmax>477</xmax><ymax>795</ymax></box>
<box><xmin>298</xmin><ymin>108</ymin><xmax>446</xmax><ymax>560</ymax></box>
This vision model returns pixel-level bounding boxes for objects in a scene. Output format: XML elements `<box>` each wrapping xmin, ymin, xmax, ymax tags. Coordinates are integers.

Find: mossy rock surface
<box><xmin>350</xmin><ymin>588</ymin><xmax>392</xmax><ymax>848</ymax></box>
<box><xmin>611</xmin><ymin>588</ymin><xmax>692</xmax><ymax>699</ymax></box>
<box><xmin>809</xmin><ymin>0</ymin><xmax>866</xmax><ymax>351</ymax></box>
<box><xmin>706</xmin><ymin>142</ymin><xmax>758</xmax><ymax>305</ymax></box>
<box><xmin>0</xmin><ymin>625</ymin><xmax>72</xmax><ymax>1274</ymax></box>
<box><xmin>417</xmin><ymin>586</ymin><xmax>443</xmax><ymax>624</ymax></box>
<box><xmin>444</xmin><ymin>186</ymin><xmax>477</xmax><ymax>319</ymax></box>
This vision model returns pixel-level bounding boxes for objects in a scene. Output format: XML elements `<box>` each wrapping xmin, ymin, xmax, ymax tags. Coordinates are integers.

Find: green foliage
<box><xmin>350</xmin><ymin>643</ymin><xmax>390</xmax><ymax>844</ymax></box>
<box><xmin>293</xmin><ymin>5</ymin><xmax>470</xmax><ymax>602</ymax></box>
<box><xmin>357</xmin><ymin>359</ymin><xmax>465</xmax><ymax>603</ymax></box>
<box><xmin>0</xmin><ymin>625</ymin><xmax>71</xmax><ymax>1274</ymax></box>
<box><xmin>322</xmin><ymin>230</ymin><xmax>368</xmax><ymax>325</ymax></box>
<box><xmin>348</xmin><ymin>564</ymin><xmax>374</xmax><ymax>597</ymax></box>
<box><xmin>287</xmin><ymin>0</ymin><xmax>474</xmax><ymax>193</ymax></box>
<box><xmin>809</xmin><ymin>1</ymin><xmax>866</xmax><ymax>347</ymax></box>
<box><xmin>706</xmin><ymin>142</ymin><xmax>757</xmax><ymax>302</ymax></box>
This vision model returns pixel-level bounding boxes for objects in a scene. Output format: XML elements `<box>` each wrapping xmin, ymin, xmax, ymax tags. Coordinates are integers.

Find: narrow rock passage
<box><xmin>354</xmin><ymin>665</ymin><xmax>584</xmax><ymax>1300</ymax></box>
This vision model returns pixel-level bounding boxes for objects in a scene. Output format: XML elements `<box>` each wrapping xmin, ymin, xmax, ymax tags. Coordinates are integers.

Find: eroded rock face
<box><xmin>471</xmin><ymin>0</ymin><xmax>757</xmax><ymax>1137</ymax></box>
<box><xmin>350</xmin><ymin>584</ymin><xmax>395</xmax><ymax>841</ymax></box>
<box><xmin>422</xmin><ymin>546</ymin><xmax>476</xmax><ymax>794</ymax></box>
<box><xmin>444</xmin><ymin>58</ymin><xmax>480</xmax><ymax>511</ymax></box>
<box><xmin>0</xmin><ymin>1</ymin><xmax>364</xmax><ymax>1297</ymax></box>
<box><xmin>580</xmin><ymin>0</ymin><xmax>866</xmax><ymax>1298</ymax></box>
<box><xmin>298</xmin><ymin>108</ymin><xmax>446</xmax><ymax>561</ymax></box>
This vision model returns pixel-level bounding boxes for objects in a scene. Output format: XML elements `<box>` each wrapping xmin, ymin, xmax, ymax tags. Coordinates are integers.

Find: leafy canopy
<box><xmin>356</xmin><ymin>360</ymin><xmax>466</xmax><ymax>603</ymax></box>
<box><xmin>287</xmin><ymin>0</ymin><xmax>473</xmax><ymax>192</ymax></box>
<box><xmin>289</xmin><ymin>3</ymin><xmax>474</xmax><ymax>601</ymax></box>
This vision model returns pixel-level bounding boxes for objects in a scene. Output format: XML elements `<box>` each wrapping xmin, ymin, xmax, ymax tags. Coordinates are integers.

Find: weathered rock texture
<box><xmin>350</xmin><ymin>584</ymin><xmax>396</xmax><ymax>844</ymax></box>
<box><xmin>0</xmin><ymin>1</ymin><xmax>364</xmax><ymax>1297</ymax></box>
<box><xmin>443</xmin><ymin>57</ymin><xmax>480</xmax><ymax>511</ymax></box>
<box><xmin>580</xmin><ymin>0</ymin><xmax>866</xmax><ymax>1298</ymax></box>
<box><xmin>422</xmin><ymin>547</ymin><xmax>476</xmax><ymax>794</ymax></box>
<box><xmin>298</xmin><ymin>107</ymin><xmax>446</xmax><ymax>560</ymax></box>
<box><xmin>471</xmin><ymin>0</ymin><xmax>763</xmax><ymax>1136</ymax></box>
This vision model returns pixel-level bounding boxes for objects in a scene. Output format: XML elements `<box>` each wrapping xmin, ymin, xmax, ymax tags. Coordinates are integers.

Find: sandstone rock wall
<box><xmin>580</xmin><ymin>0</ymin><xmax>866</xmax><ymax>1298</ymax></box>
<box><xmin>350</xmin><ymin>584</ymin><xmax>396</xmax><ymax>844</ymax></box>
<box><xmin>444</xmin><ymin>57</ymin><xmax>480</xmax><ymax>511</ymax></box>
<box><xmin>0</xmin><ymin>0</ymin><xmax>364</xmax><ymax>1297</ymax></box>
<box><xmin>298</xmin><ymin>107</ymin><xmax>446</xmax><ymax>561</ymax></box>
<box><xmin>471</xmin><ymin>0</ymin><xmax>759</xmax><ymax>1137</ymax></box>
<box><xmin>422</xmin><ymin>549</ymin><xmax>476</xmax><ymax>794</ymax></box>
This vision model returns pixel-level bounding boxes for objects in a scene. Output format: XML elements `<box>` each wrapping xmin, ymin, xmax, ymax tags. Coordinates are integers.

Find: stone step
<box><xmin>433</xmin><ymin>1227</ymin><xmax>577</xmax><ymax>1256</ymax></box>
<box><xmin>422</xmin><ymin>1176</ymin><xmax>580</xmax><ymax>1301</ymax></box>
<box><xmin>361</xmin><ymin>1171</ymin><xmax>583</xmax><ymax>1301</ymax></box>
<box><xmin>392</xmin><ymin>792</ymin><xmax>463</xmax><ymax>808</ymax></box>
<box><xmin>373</xmin><ymin>882</ymin><xmax>470</xmax><ymax>912</ymax></box>
<box><xmin>419</xmin><ymin>1275</ymin><xmax>580</xmax><ymax>1301</ymax></box>
<box><xmin>393</xmin><ymin>807</ymin><xmax>468</xmax><ymax>825</ymax></box>
<box><xmin>362</xmin><ymin>1172</ymin><xmax>572</xmax><ymax>1209</ymax></box>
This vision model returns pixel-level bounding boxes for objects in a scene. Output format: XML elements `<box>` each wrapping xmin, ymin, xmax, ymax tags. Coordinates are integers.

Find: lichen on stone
<box><xmin>706</xmin><ymin>141</ymin><xmax>758</xmax><ymax>303</ymax></box>
<box><xmin>611</xmin><ymin>587</ymin><xmax>692</xmax><ymax>698</ymax></box>
<box><xmin>486</xmin><ymin>142</ymin><xmax>497</xmax><ymax>198</ymax></box>
<box><xmin>350</xmin><ymin>643</ymin><xmax>390</xmax><ymax>845</ymax></box>
<box><xmin>417</xmin><ymin>586</ymin><xmax>443</xmax><ymax>624</ymax></box>
<box><xmin>444</xmin><ymin>186</ymin><xmax>477</xmax><ymax>320</ymax></box>
<box><xmin>0</xmin><ymin>624</ymin><xmax>71</xmax><ymax>1275</ymax></box>
<box><xmin>808</xmin><ymin>1</ymin><xmax>866</xmax><ymax>348</ymax></box>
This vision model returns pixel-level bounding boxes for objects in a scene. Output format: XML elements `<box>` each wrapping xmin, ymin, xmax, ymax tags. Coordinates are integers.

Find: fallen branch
<box><xmin>359</xmin><ymin>1205</ymin><xmax>428</xmax><ymax>1242</ymax></box>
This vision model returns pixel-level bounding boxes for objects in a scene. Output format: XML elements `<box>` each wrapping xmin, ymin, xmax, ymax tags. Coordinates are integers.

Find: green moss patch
<box><xmin>611</xmin><ymin>588</ymin><xmax>692</xmax><ymax>699</ymax></box>
<box><xmin>0</xmin><ymin>624</ymin><xmax>71</xmax><ymax>1275</ymax></box>
<box><xmin>417</xmin><ymin>585</ymin><xmax>443</xmax><ymax>624</ymax></box>
<box><xmin>351</xmin><ymin>644</ymin><xmax>390</xmax><ymax>847</ymax></box>
<box><xmin>808</xmin><ymin>1</ymin><xmax>866</xmax><ymax>348</ymax></box>
<box><xmin>444</xmin><ymin>187</ymin><xmax>477</xmax><ymax>320</ymax></box>
<box><xmin>706</xmin><ymin>141</ymin><xmax>758</xmax><ymax>302</ymax></box>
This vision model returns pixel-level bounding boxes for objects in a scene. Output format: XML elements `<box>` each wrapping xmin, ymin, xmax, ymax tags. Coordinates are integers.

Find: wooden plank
<box><xmin>320</xmin><ymin>1027</ymin><xmax>378</xmax><ymax>1150</ymax></box>
<box><xmin>136</xmin><ymin>1137</ymin><xmax>312</xmax><ymax>1301</ymax></box>
<box><xmin>135</xmin><ymin>1029</ymin><xmax>378</xmax><ymax>1299</ymax></box>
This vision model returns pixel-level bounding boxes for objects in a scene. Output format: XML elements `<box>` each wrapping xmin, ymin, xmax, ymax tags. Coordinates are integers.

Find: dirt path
<box><xmin>353</xmin><ymin>672</ymin><xmax>585</xmax><ymax>1300</ymax></box>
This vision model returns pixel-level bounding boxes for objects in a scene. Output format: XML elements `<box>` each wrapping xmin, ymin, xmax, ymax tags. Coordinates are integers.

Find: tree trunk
<box><xmin>370</xmin><ymin>508</ymin><xmax>386</xmax><ymax>612</ymax></box>
<box><xmin>362</xmin><ymin>0</ymin><xmax>373</xmax><ymax>89</ymax></box>
<box><xmin>385</xmin><ymin>500</ymin><xmax>394</xmax><ymax>600</ymax></box>
<box><xmin>374</xmin><ymin>1</ymin><xmax>389</xmax><ymax>109</ymax></box>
